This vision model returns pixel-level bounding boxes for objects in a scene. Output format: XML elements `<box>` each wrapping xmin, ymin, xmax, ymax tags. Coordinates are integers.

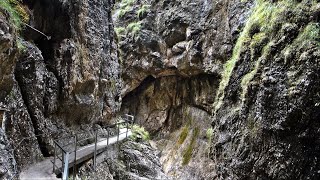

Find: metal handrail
<box><xmin>76</xmin><ymin>137</ymin><xmax>94</xmax><ymax>144</ymax></box>
<box><xmin>61</xmin><ymin>141</ymin><xmax>76</xmax><ymax>148</ymax></box>
<box><xmin>55</xmin><ymin>135</ymin><xmax>75</xmax><ymax>141</ymax></box>
<box><xmin>51</xmin><ymin>114</ymin><xmax>135</xmax><ymax>180</ymax></box>
<box><xmin>54</xmin><ymin>140</ymin><xmax>67</xmax><ymax>153</ymax></box>
<box><xmin>55</xmin><ymin>154</ymin><xmax>63</xmax><ymax>162</ymax></box>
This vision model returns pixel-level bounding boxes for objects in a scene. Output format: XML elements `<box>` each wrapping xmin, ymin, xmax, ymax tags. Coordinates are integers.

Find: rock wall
<box><xmin>113</xmin><ymin>0</ymin><xmax>253</xmax><ymax>178</ymax></box>
<box><xmin>115</xmin><ymin>0</ymin><xmax>320</xmax><ymax>179</ymax></box>
<box><xmin>80</xmin><ymin>141</ymin><xmax>170</xmax><ymax>179</ymax></box>
<box><xmin>212</xmin><ymin>0</ymin><xmax>320</xmax><ymax>179</ymax></box>
<box><xmin>0</xmin><ymin>0</ymin><xmax>121</xmax><ymax>171</ymax></box>
<box><xmin>115</xmin><ymin>0</ymin><xmax>252</xmax><ymax>95</ymax></box>
<box><xmin>0</xmin><ymin>8</ymin><xmax>18</xmax><ymax>179</ymax></box>
<box><xmin>114</xmin><ymin>0</ymin><xmax>252</xmax><ymax>135</ymax></box>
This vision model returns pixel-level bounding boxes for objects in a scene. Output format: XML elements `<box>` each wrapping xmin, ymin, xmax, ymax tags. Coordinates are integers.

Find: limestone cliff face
<box><xmin>0</xmin><ymin>9</ymin><xmax>17</xmax><ymax>179</ymax></box>
<box><xmin>115</xmin><ymin>0</ymin><xmax>252</xmax><ymax>133</ymax></box>
<box><xmin>0</xmin><ymin>0</ymin><xmax>121</xmax><ymax>172</ymax></box>
<box><xmin>0</xmin><ymin>0</ymin><xmax>319</xmax><ymax>179</ymax></box>
<box><xmin>114</xmin><ymin>0</ymin><xmax>253</xmax><ymax>178</ymax></box>
<box><xmin>212</xmin><ymin>0</ymin><xmax>320</xmax><ymax>179</ymax></box>
<box><xmin>115</xmin><ymin>0</ymin><xmax>320</xmax><ymax>179</ymax></box>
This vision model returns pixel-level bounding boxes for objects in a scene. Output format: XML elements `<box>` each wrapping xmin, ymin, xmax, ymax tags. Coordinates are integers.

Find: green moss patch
<box><xmin>0</xmin><ymin>0</ymin><xmax>29</xmax><ymax>30</ymax></box>
<box><xmin>213</xmin><ymin>0</ymin><xmax>319</xmax><ymax>111</ymax></box>
<box><xmin>178</xmin><ymin>125</ymin><xmax>189</xmax><ymax>145</ymax></box>
<box><xmin>293</xmin><ymin>23</ymin><xmax>320</xmax><ymax>48</ymax></box>
<box><xmin>182</xmin><ymin>127</ymin><xmax>199</xmax><ymax>165</ymax></box>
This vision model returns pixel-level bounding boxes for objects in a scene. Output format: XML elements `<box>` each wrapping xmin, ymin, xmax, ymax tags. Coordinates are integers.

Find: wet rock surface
<box><xmin>80</xmin><ymin>140</ymin><xmax>170</xmax><ymax>180</ymax></box>
<box><xmin>122</xmin><ymin>74</ymin><xmax>218</xmax><ymax>135</ymax></box>
<box><xmin>0</xmin><ymin>6</ymin><xmax>17</xmax><ymax>101</ymax></box>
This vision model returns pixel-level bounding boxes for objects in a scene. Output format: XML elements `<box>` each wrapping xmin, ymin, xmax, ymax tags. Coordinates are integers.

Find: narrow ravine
<box><xmin>0</xmin><ymin>0</ymin><xmax>319</xmax><ymax>179</ymax></box>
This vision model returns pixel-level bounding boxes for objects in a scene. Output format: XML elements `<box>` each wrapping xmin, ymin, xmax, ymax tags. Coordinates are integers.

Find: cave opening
<box><xmin>23</xmin><ymin>0</ymin><xmax>72</xmax><ymax>71</ymax></box>
<box><xmin>121</xmin><ymin>75</ymin><xmax>156</xmax><ymax>119</ymax></box>
<box><xmin>121</xmin><ymin>74</ymin><xmax>218</xmax><ymax>134</ymax></box>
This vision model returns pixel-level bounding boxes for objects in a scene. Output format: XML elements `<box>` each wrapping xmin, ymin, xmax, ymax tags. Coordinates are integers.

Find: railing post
<box><xmin>63</xmin><ymin>152</ymin><xmax>69</xmax><ymax>180</ymax></box>
<box><xmin>107</xmin><ymin>128</ymin><xmax>109</xmax><ymax>145</ymax></box>
<box><xmin>117</xmin><ymin>123</ymin><xmax>120</xmax><ymax>143</ymax></box>
<box><xmin>94</xmin><ymin>131</ymin><xmax>97</xmax><ymax>171</ymax></box>
<box><xmin>73</xmin><ymin>135</ymin><xmax>77</xmax><ymax>180</ymax></box>
<box><xmin>126</xmin><ymin>121</ymin><xmax>129</xmax><ymax>138</ymax></box>
<box><xmin>53</xmin><ymin>143</ymin><xmax>56</xmax><ymax>173</ymax></box>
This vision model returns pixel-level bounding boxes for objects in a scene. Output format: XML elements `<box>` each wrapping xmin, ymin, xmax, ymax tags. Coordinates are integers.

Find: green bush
<box><xmin>118</xmin><ymin>5</ymin><xmax>131</xmax><ymax>18</ymax></box>
<box><xmin>17</xmin><ymin>38</ymin><xmax>26</xmax><ymax>52</ymax></box>
<box><xmin>130</xmin><ymin>125</ymin><xmax>150</xmax><ymax>141</ymax></box>
<box><xmin>293</xmin><ymin>23</ymin><xmax>320</xmax><ymax>47</ymax></box>
<box><xmin>118</xmin><ymin>0</ymin><xmax>136</xmax><ymax>18</ymax></box>
<box><xmin>121</xmin><ymin>0</ymin><xmax>136</xmax><ymax>7</ymax></box>
<box><xmin>206</xmin><ymin>128</ymin><xmax>213</xmax><ymax>141</ymax></box>
<box><xmin>137</xmin><ymin>5</ymin><xmax>150</xmax><ymax>18</ymax></box>
<box><xmin>115</xmin><ymin>27</ymin><xmax>126</xmax><ymax>37</ymax></box>
<box><xmin>127</xmin><ymin>21</ymin><xmax>141</xmax><ymax>35</ymax></box>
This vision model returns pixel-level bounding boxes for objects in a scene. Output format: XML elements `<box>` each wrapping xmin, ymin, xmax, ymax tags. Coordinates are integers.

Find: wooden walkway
<box><xmin>20</xmin><ymin>128</ymin><xmax>132</xmax><ymax>180</ymax></box>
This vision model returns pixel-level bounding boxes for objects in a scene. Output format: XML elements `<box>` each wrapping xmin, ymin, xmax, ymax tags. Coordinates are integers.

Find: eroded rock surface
<box><xmin>115</xmin><ymin>0</ymin><xmax>320</xmax><ymax>179</ymax></box>
<box><xmin>211</xmin><ymin>0</ymin><xmax>320</xmax><ymax>179</ymax></box>
<box><xmin>80</xmin><ymin>140</ymin><xmax>170</xmax><ymax>180</ymax></box>
<box><xmin>0</xmin><ymin>0</ymin><xmax>122</xmax><ymax>172</ymax></box>
<box><xmin>114</xmin><ymin>0</ymin><xmax>253</xmax><ymax>95</ymax></box>
<box><xmin>0</xmin><ymin>7</ymin><xmax>18</xmax><ymax>179</ymax></box>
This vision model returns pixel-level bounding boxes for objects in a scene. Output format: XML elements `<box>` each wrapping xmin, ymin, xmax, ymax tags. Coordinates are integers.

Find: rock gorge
<box><xmin>0</xmin><ymin>0</ymin><xmax>319</xmax><ymax>179</ymax></box>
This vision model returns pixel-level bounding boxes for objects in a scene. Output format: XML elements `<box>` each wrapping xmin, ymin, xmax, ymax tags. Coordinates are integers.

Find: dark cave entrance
<box><xmin>24</xmin><ymin>0</ymin><xmax>72</xmax><ymax>67</ymax></box>
<box><xmin>121</xmin><ymin>74</ymin><xmax>218</xmax><ymax>135</ymax></box>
